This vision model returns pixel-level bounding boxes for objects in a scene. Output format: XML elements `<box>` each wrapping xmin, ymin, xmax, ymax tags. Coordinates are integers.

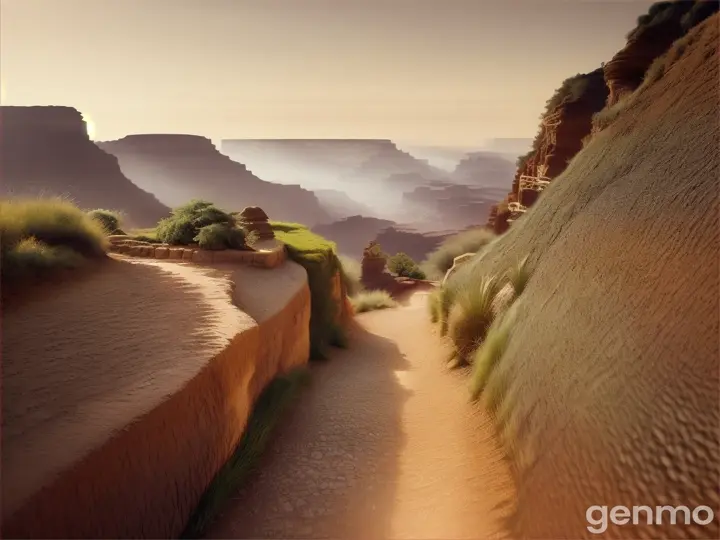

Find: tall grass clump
<box><xmin>470</xmin><ymin>304</ymin><xmax>518</xmax><ymax>401</ymax></box>
<box><xmin>447</xmin><ymin>276</ymin><xmax>502</xmax><ymax>364</ymax></box>
<box><xmin>351</xmin><ymin>290</ymin><xmax>397</xmax><ymax>313</ymax></box>
<box><xmin>421</xmin><ymin>228</ymin><xmax>496</xmax><ymax>281</ymax></box>
<box><xmin>338</xmin><ymin>255</ymin><xmax>363</xmax><ymax>296</ymax></box>
<box><xmin>271</xmin><ymin>221</ymin><xmax>348</xmax><ymax>359</ymax></box>
<box><xmin>181</xmin><ymin>368</ymin><xmax>309</xmax><ymax>538</ymax></box>
<box><xmin>436</xmin><ymin>285</ymin><xmax>457</xmax><ymax>336</ymax></box>
<box><xmin>507</xmin><ymin>256</ymin><xmax>531</xmax><ymax>297</ymax></box>
<box><xmin>1</xmin><ymin>198</ymin><xmax>108</xmax><ymax>283</ymax></box>
<box><xmin>87</xmin><ymin>209</ymin><xmax>123</xmax><ymax>234</ymax></box>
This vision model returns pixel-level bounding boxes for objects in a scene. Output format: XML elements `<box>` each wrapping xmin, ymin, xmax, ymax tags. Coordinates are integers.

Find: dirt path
<box><xmin>206</xmin><ymin>290</ymin><xmax>515</xmax><ymax>539</ymax></box>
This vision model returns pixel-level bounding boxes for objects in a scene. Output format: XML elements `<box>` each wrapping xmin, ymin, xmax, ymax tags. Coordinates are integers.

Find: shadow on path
<box><xmin>206</xmin><ymin>322</ymin><xmax>411</xmax><ymax>539</ymax></box>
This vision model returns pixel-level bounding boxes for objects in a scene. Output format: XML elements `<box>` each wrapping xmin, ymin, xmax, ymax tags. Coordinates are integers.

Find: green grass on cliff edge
<box><xmin>181</xmin><ymin>368</ymin><xmax>310</xmax><ymax>538</ymax></box>
<box><xmin>271</xmin><ymin>221</ymin><xmax>348</xmax><ymax>359</ymax></box>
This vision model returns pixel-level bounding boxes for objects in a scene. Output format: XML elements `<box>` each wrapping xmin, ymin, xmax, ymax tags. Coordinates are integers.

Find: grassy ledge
<box><xmin>271</xmin><ymin>221</ymin><xmax>348</xmax><ymax>359</ymax></box>
<box><xmin>181</xmin><ymin>368</ymin><xmax>310</xmax><ymax>538</ymax></box>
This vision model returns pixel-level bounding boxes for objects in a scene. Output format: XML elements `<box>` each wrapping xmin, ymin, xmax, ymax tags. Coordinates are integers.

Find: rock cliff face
<box><xmin>98</xmin><ymin>135</ymin><xmax>330</xmax><ymax>226</ymax></box>
<box><xmin>604</xmin><ymin>0</ymin><xmax>717</xmax><ymax>106</ymax></box>
<box><xmin>488</xmin><ymin>1</ymin><xmax>719</xmax><ymax>236</ymax></box>
<box><xmin>487</xmin><ymin>69</ymin><xmax>608</xmax><ymax>234</ymax></box>
<box><xmin>461</xmin><ymin>15</ymin><xmax>719</xmax><ymax>538</ymax></box>
<box><xmin>0</xmin><ymin>107</ymin><xmax>168</xmax><ymax>228</ymax></box>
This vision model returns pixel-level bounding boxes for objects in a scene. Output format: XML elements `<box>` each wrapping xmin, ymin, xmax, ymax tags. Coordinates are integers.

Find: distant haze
<box><xmin>0</xmin><ymin>0</ymin><xmax>654</xmax><ymax>145</ymax></box>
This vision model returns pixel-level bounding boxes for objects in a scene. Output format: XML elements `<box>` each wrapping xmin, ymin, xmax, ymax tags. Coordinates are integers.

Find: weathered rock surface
<box><xmin>487</xmin><ymin>68</ymin><xmax>608</xmax><ymax>234</ymax></box>
<box><xmin>461</xmin><ymin>16</ymin><xmax>719</xmax><ymax>538</ymax></box>
<box><xmin>97</xmin><ymin>135</ymin><xmax>330</xmax><ymax>226</ymax></box>
<box><xmin>442</xmin><ymin>252</ymin><xmax>475</xmax><ymax>285</ymax></box>
<box><xmin>238</xmin><ymin>206</ymin><xmax>274</xmax><ymax>240</ymax></box>
<box><xmin>0</xmin><ymin>106</ymin><xmax>169</xmax><ymax>227</ymax></box>
<box><xmin>604</xmin><ymin>0</ymin><xmax>717</xmax><ymax>106</ymax></box>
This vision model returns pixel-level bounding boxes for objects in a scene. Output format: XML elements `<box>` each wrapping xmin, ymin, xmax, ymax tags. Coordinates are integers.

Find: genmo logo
<box><xmin>586</xmin><ymin>505</ymin><xmax>715</xmax><ymax>534</ymax></box>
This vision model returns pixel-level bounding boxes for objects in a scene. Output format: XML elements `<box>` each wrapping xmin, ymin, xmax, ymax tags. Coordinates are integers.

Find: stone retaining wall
<box><xmin>108</xmin><ymin>236</ymin><xmax>286</xmax><ymax>269</ymax></box>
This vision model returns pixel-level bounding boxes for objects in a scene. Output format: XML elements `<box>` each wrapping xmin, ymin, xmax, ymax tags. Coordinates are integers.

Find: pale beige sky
<box><xmin>0</xmin><ymin>0</ymin><xmax>654</xmax><ymax>145</ymax></box>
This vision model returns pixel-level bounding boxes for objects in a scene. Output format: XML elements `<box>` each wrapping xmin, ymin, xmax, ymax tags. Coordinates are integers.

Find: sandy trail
<box><xmin>206</xmin><ymin>290</ymin><xmax>515</xmax><ymax>539</ymax></box>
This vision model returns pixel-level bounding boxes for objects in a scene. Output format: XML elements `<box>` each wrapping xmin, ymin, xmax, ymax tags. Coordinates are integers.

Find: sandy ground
<box><xmin>1</xmin><ymin>256</ymin><xmax>307</xmax><ymax>522</ymax></box>
<box><xmin>206</xmin><ymin>290</ymin><xmax>515</xmax><ymax>539</ymax></box>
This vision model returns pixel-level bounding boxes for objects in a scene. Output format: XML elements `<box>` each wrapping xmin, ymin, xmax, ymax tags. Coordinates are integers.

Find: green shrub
<box><xmin>156</xmin><ymin>199</ymin><xmax>249</xmax><ymax>248</ymax></box>
<box><xmin>421</xmin><ymin>228</ymin><xmax>496</xmax><ymax>281</ymax></box>
<box><xmin>447</xmin><ymin>277</ymin><xmax>501</xmax><ymax>364</ymax></box>
<box><xmin>351</xmin><ymin>290</ymin><xmax>397</xmax><ymax>313</ymax></box>
<box><xmin>388</xmin><ymin>252</ymin><xmax>426</xmax><ymax>279</ymax></box>
<box><xmin>194</xmin><ymin>223</ymin><xmax>252</xmax><ymax>250</ymax></box>
<box><xmin>87</xmin><ymin>209</ymin><xmax>121</xmax><ymax>233</ymax></box>
<box><xmin>0</xmin><ymin>198</ymin><xmax>108</xmax><ymax>283</ymax></box>
<box><xmin>271</xmin><ymin>221</ymin><xmax>347</xmax><ymax>359</ymax></box>
<box><xmin>338</xmin><ymin>255</ymin><xmax>363</xmax><ymax>296</ymax></box>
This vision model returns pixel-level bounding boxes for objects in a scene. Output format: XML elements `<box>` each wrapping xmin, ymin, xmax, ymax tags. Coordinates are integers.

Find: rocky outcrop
<box><xmin>238</xmin><ymin>206</ymin><xmax>274</xmax><ymax>240</ymax></box>
<box><xmin>488</xmin><ymin>2</ymin><xmax>719</xmax><ymax>236</ymax></box>
<box><xmin>2</xmin><ymin>258</ymin><xmax>311</xmax><ymax>538</ymax></box>
<box><xmin>604</xmin><ymin>0</ymin><xmax>717</xmax><ymax>106</ymax></box>
<box><xmin>98</xmin><ymin>135</ymin><xmax>330</xmax><ymax>226</ymax></box>
<box><xmin>0</xmin><ymin>106</ymin><xmax>169</xmax><ymax>227</ymax></box>
<box><xmin>487</xmin><ymin>68</ymin><xmax>608</xmax><ymax>233</ymax></box>
<box><xmin>462</xmin><ymin>16</ymin><xmax>719</xmax><ymax>538</ymax></box>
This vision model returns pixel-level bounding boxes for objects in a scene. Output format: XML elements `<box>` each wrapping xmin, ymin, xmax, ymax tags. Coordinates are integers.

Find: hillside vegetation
<box><xmin>271</xmin><ymin>221</ymin><xmax>349</xmax><ymax>358</ymax></box>
<box><xmin>0</xmin><ymin>199</ymin><xmax>109</xmax><ymax>284</ymax></box>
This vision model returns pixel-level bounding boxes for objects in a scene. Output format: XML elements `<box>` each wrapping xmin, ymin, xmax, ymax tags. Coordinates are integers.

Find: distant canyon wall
<box><xmin>98</xmin><ymin>135</ymin><xmax>330</xmax><ymax>226</ymax></box>
<box><xmin>0</xmin><ymin>106</ymin><xmax>169</xmax><ymax>228</ymax></box>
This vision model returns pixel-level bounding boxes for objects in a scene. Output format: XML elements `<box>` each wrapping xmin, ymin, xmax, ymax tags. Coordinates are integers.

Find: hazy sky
<box><xmin>0</xmin><ymin>0</ymin><xmax>654</xmax><ymax>145</ymax></box>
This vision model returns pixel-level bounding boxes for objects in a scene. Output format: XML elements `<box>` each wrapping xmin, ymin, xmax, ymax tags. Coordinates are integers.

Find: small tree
<box><xmin>388</xmin><ymin>252</ymin><xmax>426</xmax><ymax>280</ymax></box>
<box><xmin>363</xmin><ymin>240</ymin><xmax>385</xmax><ymax>259</ymax></box>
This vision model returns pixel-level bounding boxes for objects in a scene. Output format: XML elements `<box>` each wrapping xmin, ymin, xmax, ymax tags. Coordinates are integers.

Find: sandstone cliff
<box><xmin>0</xmin><ymin>107</ymin><xmax>168</xmax><ymax>228</ymax></box>
<box><xmin>488</xmin><ymin>68</ymin><xmax>608</xmax><ymax>233</ymax></box>
<box><xmin>459</xmin><ymin>15</ymin><xmax>719</xmax><ymax>538</ymax></box>
<box><xmin>98</xmin><ymin>135</ymin><xmax>330</xmax><ymax>226</ymax></box>
<box><xmin>605</xmin><ymin>0</ymin><xmax>718</xmax><ymax>106</ymax></box>
<box><xmin>488</xmin><ymin>0</ymin><xmax>718</xmax><ymax>235</ymax></box>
